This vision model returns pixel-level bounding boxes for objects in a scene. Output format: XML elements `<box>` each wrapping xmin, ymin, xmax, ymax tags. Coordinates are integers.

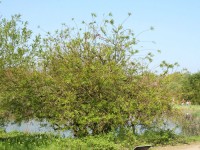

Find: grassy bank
<box><xmin>0</xmin><ymin>129</ymin><xmax>193</xmax><ymax>150</ymax></box>
<box><xmin>0</xmin><ymin>131</ymin><xmax>128</xmax><ymax>150</ymax></box>
<box><xmin>176</xmin><ymin>105</ymin><xmax>200</xmax><ymax>117</ymax></box>
<box><xmin>0</xmin><ymin>105</ymin><xmax>199</xmax><ymax>149</ymax></box>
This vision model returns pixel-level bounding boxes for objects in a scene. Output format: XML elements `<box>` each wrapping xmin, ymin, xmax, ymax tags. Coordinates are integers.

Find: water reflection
<box><xmin>4</xmin><ymin>119</ymin><xmax>182</xmax><ymax>137</ymax></box>
<box><xmin>5</xmin><ymin>120</ymin><xmax>73</xmax><ymax>138</ymax></box>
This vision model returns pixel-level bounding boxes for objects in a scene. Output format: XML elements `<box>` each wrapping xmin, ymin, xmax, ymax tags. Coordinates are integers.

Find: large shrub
<box><xmin>0</xmin><ymin>13</ymin><xmax>174</xmax><ymax>137</ymax></box>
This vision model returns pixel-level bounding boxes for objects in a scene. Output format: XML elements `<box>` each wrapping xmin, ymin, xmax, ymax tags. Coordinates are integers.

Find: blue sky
<box><xmin>1</xmin><ymin>0</ymin><xmax>200</xmax><ymax>73</ymax></box>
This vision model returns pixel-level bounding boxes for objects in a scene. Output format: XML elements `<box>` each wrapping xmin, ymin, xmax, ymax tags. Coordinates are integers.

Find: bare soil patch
<box><xmin>152</xmin><ymin>142</ymin><xmax>200</xmax><ymax>150</ymax></box>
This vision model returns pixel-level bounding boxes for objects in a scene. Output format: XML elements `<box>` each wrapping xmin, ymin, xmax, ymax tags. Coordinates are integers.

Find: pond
<box><xmin>3</xmin><ymin>119</ymin><xmax>182</xmax><ymax>137</ymax></box>
<box><xmin>4</xmin><ymin>120</ymin><xmax>73</xmax><ymax>137</ymax></box>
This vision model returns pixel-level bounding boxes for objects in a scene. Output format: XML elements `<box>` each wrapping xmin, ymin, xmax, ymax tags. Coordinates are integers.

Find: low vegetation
<box><xmin>0</xmin><ymin>129</ymin><xmax>191</xmax><ymax>150</ymax></box>
<box><xmin>1</xmin><ymin>104</ymin><xmax>200</xmax><ymax>149</ymax></box>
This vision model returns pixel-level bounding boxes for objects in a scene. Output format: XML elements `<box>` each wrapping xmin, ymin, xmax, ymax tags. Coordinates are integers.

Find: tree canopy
<box><xmin>182</xmin><ymin>72</ymin><xmax>200</xmax><ymax>105</ymax></box>
<box><xmin>0</xmin><ymin>13</ymin><xmax>180</xmax><ymax>137</ymax></box>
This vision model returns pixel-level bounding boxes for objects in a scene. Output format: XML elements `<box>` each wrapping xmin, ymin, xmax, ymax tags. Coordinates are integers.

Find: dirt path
<box><xmin>152</xmin><ymin>142</ymin><xmax>200</xmax><ymax>150</ymax></box>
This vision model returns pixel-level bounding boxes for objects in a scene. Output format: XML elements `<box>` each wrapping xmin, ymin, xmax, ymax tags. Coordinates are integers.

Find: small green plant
<box><xmin>0</xmin><ymin>131</ymin><xmax>57</xmax><ymax>150</ymax></box>
<box><xmin>139</xmin><ymin>129</ymin><xmax>186</xmax><ymax>145</ymax></box>
<box><xmin>0</xmin><ymin>131</ymin><xmax>124</xmax><ymax>150</ymax></box>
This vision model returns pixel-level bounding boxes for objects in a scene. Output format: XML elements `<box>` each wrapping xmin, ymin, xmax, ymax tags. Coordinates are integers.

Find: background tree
<box><xmin>163</xmin><ymin>72</ymin><xmax>188</xmax><ymax>104</ymax></box>
<box><xmin>183</xmin><ymin>72</ymin><xmax>200</xmax><ymax>104</ymax></box>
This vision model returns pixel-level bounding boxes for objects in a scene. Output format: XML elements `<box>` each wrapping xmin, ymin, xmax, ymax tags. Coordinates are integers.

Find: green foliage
<box><xmin>0</xmin><ymin>131</ymin><xmax>123</xmax><ymax>150</ymax></box>
<box><xmin>163</xmin><ymin>72</ymin><xmax>187</xmax><ymax>102</ymax></box>
<box><xmin>0</xmin><ymin>14</ymin><xmax>39</xmax><ymax>125</ymax></box>
<box><xmin>183</xmin><ymin>72</ymin><xmax>200</xmax><ymax>104</ymax></box>
<box><xmin>0</xmin><ymin>130</ymin><xmax>189</xmax><ymax>150</ymax></box>
<box><xmin>0</xmin><ymin>14</ymin><xmax>35</xmax><ymax>69</ymax></box>
<box><xmin>139</xmin><ymin>129</ymin><xmax>186</xmax><ymax>145</ymax></box>
<box><xmin>113</xmin><ymin>127</ymin><xmax>140</xmax><ymax>149</ymax></box>
<box><xmin>162</xmin><ymin>71</ymin><xmax>200</xmax><ymax>105</ymax></box>
<box><xmin>187</xmin><ymin>135</ymin><xmax>200</xmax><ymax>142</ymax></box>
<box><xmin>82</xmin><ymin>135</ymin><xmax>122</xmax><ymax>150</ymax></box>
<box><xmin>0</xmin><ymin>131</ymin><xmax>57</xmax><ymax>150</ymax></box>
<box><xmin>1</xmin><ymin>11</ymin><xmax>199</xmax><ymax>148</ymax></box>
<box><xmin>0</xmin><ymin>13</ymin><xmax>175</xmax><ymax>137</ymax></box>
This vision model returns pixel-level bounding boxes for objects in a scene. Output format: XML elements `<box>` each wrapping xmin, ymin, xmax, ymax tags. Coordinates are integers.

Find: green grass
<box><xmin>0</xmin><ymin>129</ymin><xmax>192</xmax><ymax>150</ymax></box>
<box><xmin>0</xmin><ymin>131</ymin><xmax>124</xmax><ymax>150</ymax></box>
<box><xmin>174</xmin><ymin>105</ymin><xmax>200</xmax><ymax>117</ymax></box>
<box><xmin>187</xmin><ymin>136</ymin><xmax>200</xmax><ymax>142</ymax></box>
<box><xmin>174</xmin><ymin>105</ymin><xmax>200</xmax><ymax>110</ymax></box>
<box><xmin>0</xmin><ymin>131</ymin><xmax>56</xmax><ymax>150</ymax></box>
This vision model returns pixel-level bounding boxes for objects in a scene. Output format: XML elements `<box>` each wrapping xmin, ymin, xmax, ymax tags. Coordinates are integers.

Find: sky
<box><xmin>0</xmin><ymin>0</ymin><xmax>200</xmax><ymax>73</ymax></box>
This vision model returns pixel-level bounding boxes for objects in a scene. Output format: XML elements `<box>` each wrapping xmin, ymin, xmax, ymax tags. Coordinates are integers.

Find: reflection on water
<box><xmin>5</xmin><ymin>120</ymin><xmax>73</xmax><ymax>138</ymax></box>
<box><xmin>4</xmin><ymin>119</ymin><xmax>182</xmax><ymax>137</ymax></box>
<box><xmin>161</xmin><ymin>120</ymin><xmax>182</xmax><ymax>134</ymax></box>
